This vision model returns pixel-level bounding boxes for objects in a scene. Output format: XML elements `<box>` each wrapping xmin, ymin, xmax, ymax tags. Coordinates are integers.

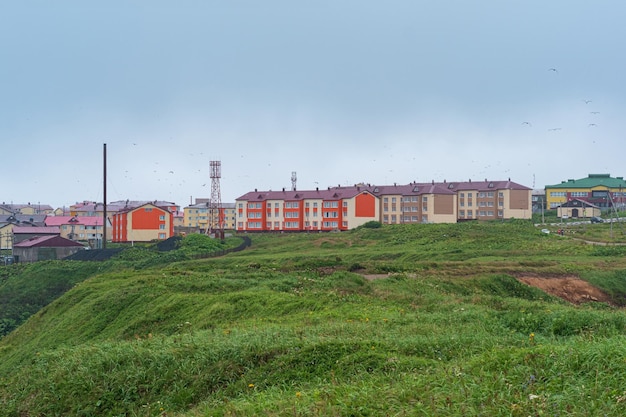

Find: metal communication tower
<box><xmin>208</xmin><ymin>161</ymin><xmax>224</xmax><ymax>239</ymax></box>
<box><xmin>291</xmin><ymin>171</ymin><xmax>297</xmax><ymax>191</ymax></box>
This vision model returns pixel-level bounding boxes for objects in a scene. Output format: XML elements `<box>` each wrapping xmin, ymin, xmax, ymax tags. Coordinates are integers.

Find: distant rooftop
<box><xmin>546</xmin><ymin>174</ymin><xmax>626</xmax><ymax>189</ymax></box>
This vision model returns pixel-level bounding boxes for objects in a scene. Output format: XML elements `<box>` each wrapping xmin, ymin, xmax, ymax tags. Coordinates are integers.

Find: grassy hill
<box><xmin>2</xmin><ymin>221</ymin><xmax>626</xmax><ymax>416</ymax></box>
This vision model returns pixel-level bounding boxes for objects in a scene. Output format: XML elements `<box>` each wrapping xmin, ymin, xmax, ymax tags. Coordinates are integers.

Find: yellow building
<box><xmin>545</xmin><ymin>174</ymin><xmax>626</xmax><ymax>211</ymax></box>
<box><xmin>184</xmin><ymin>201</ymin><xmax>236</xmax><ymax>231</ymax></box>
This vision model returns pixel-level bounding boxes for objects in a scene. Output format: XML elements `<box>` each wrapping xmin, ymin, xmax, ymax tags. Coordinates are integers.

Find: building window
<box><xmin>159</xmin><ymin>233</ymin><xmax>166</xmax><ymax>239</ymax></box>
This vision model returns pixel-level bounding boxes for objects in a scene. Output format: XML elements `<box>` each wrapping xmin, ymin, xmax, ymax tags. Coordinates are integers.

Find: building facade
<box><xmin>183</xmin><ymin>201</ymin><xmax>237</xmax><ymax>231</ymax></box>
<box><xmin>372</xmin><ymin>183</ymin><xmax>457</xmax><ymax>224</ymax></box>
<box><xmin>44</xmin><ymin>215</ymin><xmax>106</xmax><ymax>247</ymax></box>
<box><xmin>235</xmin><ymin>187</ymin><xmax>379</xmax><ymax>232</ymax></box>
<box><xmin>545</xmin><ymin>174</ymin><xmax>626</xmax><ymax>210</ymax></box>
<box><xmin>111</xmin><ymin>203</ymin><xmax>174</xmax><ymax>243</ymax></box>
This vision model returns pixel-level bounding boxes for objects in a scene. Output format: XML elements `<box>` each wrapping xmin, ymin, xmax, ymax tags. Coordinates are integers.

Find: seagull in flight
<box><xmin>584</xmin><ymin>99</ymin><xmax>592</xmax><ymax>104</ymax></box>
<box><xmin>548</xmin><ymin>127</ymin><xmax>562</xmax><ymax>131</ymax></box>
<box><xmin>588</xmin><ymin>123</ymin><xmax>598</xmax><ymax>127</ymax></box>
<box><xmin>548</xmin><ymin>68</ymin><xmax>558</xmax><ymax>73</ymax></box>
<box><xmin>521</xmin><ymin>121</ymin><xmax>532</xmax><ymax>126</ymax></box>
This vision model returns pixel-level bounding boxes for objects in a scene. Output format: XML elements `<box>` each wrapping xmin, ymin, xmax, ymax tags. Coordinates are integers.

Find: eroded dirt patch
<box><xmin>517</xmin><ymin>275</ymin><xmax>613</xmax><ymax>305</ymax></box>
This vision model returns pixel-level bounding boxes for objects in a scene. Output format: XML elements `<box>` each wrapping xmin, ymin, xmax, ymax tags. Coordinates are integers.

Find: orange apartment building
<box><xmin>111</xmin><ymin>202</ymin><xmax>174</xmax><ymax>243</ymax></box>
<box><xmin>235</xmin><ymin>186</ymin><xmax>379</xmax><ymax>232</ymax></box>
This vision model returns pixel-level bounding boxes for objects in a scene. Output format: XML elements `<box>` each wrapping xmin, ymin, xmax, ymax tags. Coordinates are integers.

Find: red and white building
<box><xmin>235</xmin><ymin>186</ymin><xmax>379</xmax><ymax>232</ymax></box>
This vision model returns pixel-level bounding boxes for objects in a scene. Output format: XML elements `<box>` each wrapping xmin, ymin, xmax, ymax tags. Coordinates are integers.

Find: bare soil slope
<box><xmin>516</xmin><ymin>275</ymin><xmax>613</xmax><ymax>305</ymax></box>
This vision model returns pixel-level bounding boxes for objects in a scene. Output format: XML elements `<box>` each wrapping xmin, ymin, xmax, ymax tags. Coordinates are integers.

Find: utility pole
<box><xmin>103</xmin><ymin>143</ymin><xmax>107</xmax><ymax>249</ymax></box>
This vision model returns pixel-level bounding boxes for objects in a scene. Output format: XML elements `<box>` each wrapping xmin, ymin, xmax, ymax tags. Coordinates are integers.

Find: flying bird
<box><xmin>588</xmin><ymin>123</ymin><xmax>598</xmax><ymax>127</ymax></box>
<box><xmin>590</xmin><ymin>111</ymin><xmax>600</xmax><ymax>114</ymax></box>
<box><xmin>522</xmin><ymin>121</ymin><xmax>532</xmax><ymax>126</ymax></box>
<box><xmin>584</xmin><ymin>99</ymin><xmax>592</xmax><ymax>104</ymax></box>
<box><xmin>548</xmin><ymin>128</ymin><xmax>562</xmax><ymax>131</ymax></box>
<box><xmin>548</xmin><ymin>68</ymin><xmax>558</xmax><ymax>73</ymax></box>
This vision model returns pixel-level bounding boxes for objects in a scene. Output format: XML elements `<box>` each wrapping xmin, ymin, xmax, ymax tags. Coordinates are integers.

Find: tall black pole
<box><xmin>103</xmin><ymin>143</ymin><xmax>107</xmax><ymax>249</ymax></box>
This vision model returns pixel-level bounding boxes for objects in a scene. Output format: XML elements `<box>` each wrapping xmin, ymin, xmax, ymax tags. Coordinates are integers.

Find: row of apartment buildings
<box><xmin>234</xmin><ymin>179</ymin><xmax>532</xmax><ymax>232</ymax></box>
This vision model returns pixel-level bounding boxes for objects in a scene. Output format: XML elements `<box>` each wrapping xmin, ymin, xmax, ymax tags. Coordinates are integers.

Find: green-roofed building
<box><xmin>545</xmin><ymin>174</ymin><xmax>626</xmax><ymax>211</ymax></box>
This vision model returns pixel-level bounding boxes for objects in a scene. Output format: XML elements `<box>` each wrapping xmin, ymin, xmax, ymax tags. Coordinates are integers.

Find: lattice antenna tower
<box><xmin>291</xmin><ymin>171</ymin><xmax>297</xmax><ymax>191</ymax></box>
<box><xmin>208</xmin><ymin>161</ymin><xmax>224</xmax><ymax>239</ymax></box>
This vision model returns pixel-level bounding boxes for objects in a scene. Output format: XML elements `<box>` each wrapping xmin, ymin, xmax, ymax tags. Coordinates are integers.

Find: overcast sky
<box><xmin>1</xmin><ymin>1</ymin><xmax>624</xmax><ymax>209</ymax></box>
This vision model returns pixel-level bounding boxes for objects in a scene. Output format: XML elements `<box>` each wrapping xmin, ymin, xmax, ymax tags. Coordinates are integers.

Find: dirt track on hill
<box><xmin>361</xmin><ymin>273</ymin><xmax>614</xmax><ymax>306</ymax></box>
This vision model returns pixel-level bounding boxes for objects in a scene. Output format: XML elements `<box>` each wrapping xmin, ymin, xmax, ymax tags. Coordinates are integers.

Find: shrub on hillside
<box><xmin>361</xmin><ymin>221</ymin><xmax>382</xmax><ymax>229</ymax></box>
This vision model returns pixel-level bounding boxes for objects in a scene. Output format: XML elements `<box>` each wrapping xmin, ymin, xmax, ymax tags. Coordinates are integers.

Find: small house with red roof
<box><xmin>13</xmin><ymin>235</ymin><xmax>85</xmax><ymax>263</ymax></box>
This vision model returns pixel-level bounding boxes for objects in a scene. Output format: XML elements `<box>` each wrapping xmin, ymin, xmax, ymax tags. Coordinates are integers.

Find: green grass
<box><xmin>3</xmin><ymin>222</ymin><xmax>626</xmax><ymax>416</ymax></box>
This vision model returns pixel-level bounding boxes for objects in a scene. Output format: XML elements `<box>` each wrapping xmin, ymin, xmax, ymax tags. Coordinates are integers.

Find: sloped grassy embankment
<box><xmin>2</xmin><ymin>222</ymin><xmax>626</xmax><ymax>416</ymax></box>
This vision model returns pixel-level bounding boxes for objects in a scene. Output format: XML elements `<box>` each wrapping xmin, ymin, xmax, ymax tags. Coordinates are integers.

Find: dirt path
<box><xmin>361</xmin><ymin>272</ymin><xmax>613</xmax><ymax>305</ymax></box>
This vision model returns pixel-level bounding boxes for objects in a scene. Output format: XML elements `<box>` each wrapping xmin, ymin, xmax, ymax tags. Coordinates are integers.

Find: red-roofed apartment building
<box><xmin>235</xmin><ymin>186</ymin><xmax>380</xmax><ymax>232</ymax></box>
<box><xmin>111</xmin><ymin>202</ymin><xmax>174</xmax><ymax>243</ymax></box>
